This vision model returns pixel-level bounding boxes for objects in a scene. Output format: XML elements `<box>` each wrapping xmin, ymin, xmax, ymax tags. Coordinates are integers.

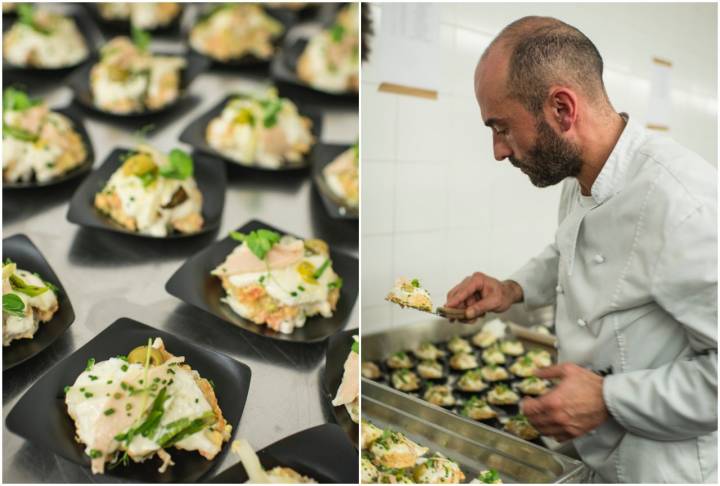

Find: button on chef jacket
<box><xmin>510</xmin><ymin>114</ymin><xmax>717</xmax><ymax>483</ymax></box>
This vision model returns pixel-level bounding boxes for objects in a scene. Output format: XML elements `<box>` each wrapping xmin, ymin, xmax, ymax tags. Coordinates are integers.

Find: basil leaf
<box><xmin>131</xmin><ymin>27</ymin><xmax>151</xmax><ymax>52</ymax></box>
<box><xmin>329</xmin><ymin>24</ymin><xmax>345</xmax><ymax>43</ymax></box>
<box><xmin>3</xmin><ymin>87</ymin><xmax>40</xmax><ymax>112</ymax></box>
<box><xmin>233</xmin><ymin>229</ymin><xmax>281</xmax><ymax>260</ymax></box>
<box><xmin>2</xmin><ymin>293</ymin><xmax>26</xmax><ymax>317</ymax></box>
<box><xmin>259</xmin><ymin>98</ymin><xmax>283</xmax><ymax>128</ymax></box>
<box><xmin>159</xmin><ymin>149</ymin><xmax>193</xmax><ymax>180</ymax></box>
<box><xmin>230</xmin><ymin>231</ymin><xmax>246</xmax><ymax>242</ymax></box>
<box><xmin>351</xmin><ymin>340</ymin><xmax>359</xmax><ymax>354</ymax></box>
<box><xmin>17</xmin><ymin>4</ymin><xmax>51</xmax><ymax>35</ymax></box>
<box><xmin>9</xmin><ymin>273</ymin><xmax>49</xmax><ymax>297</ymax></box>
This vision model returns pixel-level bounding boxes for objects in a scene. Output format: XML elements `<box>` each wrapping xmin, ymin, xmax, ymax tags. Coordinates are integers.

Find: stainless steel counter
<box><xmin>2</xmin><ymin>4</ymin><xmax>358</xmax><ymax>482</ymax></box>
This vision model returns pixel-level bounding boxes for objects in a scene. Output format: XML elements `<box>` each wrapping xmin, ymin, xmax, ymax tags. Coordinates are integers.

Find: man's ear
<box><xmin>547</xmin><ymin>88</ymin><xmax>578</xmax><ymax>132</ymax></box>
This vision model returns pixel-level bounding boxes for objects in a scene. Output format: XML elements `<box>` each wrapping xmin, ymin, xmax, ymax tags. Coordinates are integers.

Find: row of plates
<box><xmin>5</xmin><ymin>315</ymin><xmax>359</xmax><ymax>482</ymax></box>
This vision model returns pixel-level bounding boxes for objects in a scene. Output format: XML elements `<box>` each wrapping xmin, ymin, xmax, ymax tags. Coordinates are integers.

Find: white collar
<box><xmin>589</xmin><ymin>113</ymin><xmax>646</xmax><ymax>204</ymax></box>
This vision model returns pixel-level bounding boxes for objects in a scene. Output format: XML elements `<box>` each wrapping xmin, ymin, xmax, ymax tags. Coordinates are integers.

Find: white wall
<box><xmin>361</xmin><ymin>2</ymin><xmax>718</xmax><ymax>334</ymax></box>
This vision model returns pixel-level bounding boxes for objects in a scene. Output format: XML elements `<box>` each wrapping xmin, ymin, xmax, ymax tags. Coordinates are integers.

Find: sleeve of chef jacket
<box><xmin>508</xmin><ymin>180</ymin><xmax>576</xmax><ymax>309</ymax></box>
<box><xmin>603</xmin><ymin>203</ymin><xmax>718</xmax><ymax>441</ymax></box>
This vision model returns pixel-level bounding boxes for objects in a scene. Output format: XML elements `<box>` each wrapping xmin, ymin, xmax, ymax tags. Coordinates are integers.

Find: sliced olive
<box><xmin>162</xmin><ymin>187</ymin><xmax>188</xmax><ymax>209</ymax></box>
<box><xmin>304</xmin><ymin>238</ymin><xmax>329</xmax><ymax>256</ymax></box>
<box><xmin>127</xmin><ymin>346</ymin><xmax>165</xmax><ymax>366</ymax></box>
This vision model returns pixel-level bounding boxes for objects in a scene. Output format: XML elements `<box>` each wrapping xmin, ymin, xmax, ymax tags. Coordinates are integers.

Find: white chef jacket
<box><xmin>510</xmin><ymin>114</ymin><xmax>718</xmax><ymax>483</ymax></box>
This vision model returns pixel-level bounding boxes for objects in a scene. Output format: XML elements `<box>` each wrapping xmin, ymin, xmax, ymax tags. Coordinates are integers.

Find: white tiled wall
<box><xmin>361</xmin><ymin>3</ymin><xmax>718</xmax><ymax>334</ymax></box>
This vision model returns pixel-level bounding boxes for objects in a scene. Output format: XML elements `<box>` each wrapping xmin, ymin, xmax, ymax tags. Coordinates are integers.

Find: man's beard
<box><xmin>509</xmin><ymin>118</ymin><xmax>583</xmax><ymax>187</ymax></box>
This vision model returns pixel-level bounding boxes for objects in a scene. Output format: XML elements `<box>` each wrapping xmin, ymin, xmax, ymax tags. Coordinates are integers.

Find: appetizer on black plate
<box><xmin>386</xmin><ymin>350</ymin><xmax>413</xmax><ymax>369</ymax></box>
<box><xmin>503</xmin><ymin>414</ymin><xmax>540</xmax><ymax>440</ymax></box>
<box><xmin>231</xmin><ymin>439</ymin><xmax>316</xmax><ymax>483</ymax></box>
<box><xmin>390</xmin><ymin>369</ymin><xmax>420</xmax><ymax>392</ymax></box>
<box><xmin>423</xmin><ymin>385</ymin><xmax>455</xmax><ymax>407</ymax></box>
<box><xmin>65</xmin><ymin>338</ymin><xmax>231</xmax><ymax>474</ymax></box>
<box><xmin>3</xmin><ymin>4</ymin><xmax>88</xmax><ymax>68</ymax></box>
<box><xmin>413</xmin><ymin>341</ymin><xmax>444</xmax><ymax>361</ymax></box>
<box><xmin>205</xmin><ymin>89</ymin><xmax>314</xmax><ymax>169</ymax></box>
<box><xmin>447</xmin><ymin>335</ymin><xmax>472</xmax><ymax>354</ymax></box>
<box><xmin>331</xmin><ymin>334</ymin><xmax>359</xmax><ymax>424</ymax></box>
<box><xmin>211</xmin><ymin>229</ymin><xmax>341</xmax><ymax>334</ymax></box>
<box><xmin>461</xmin><ymin>396</ymin><xmax>497</xmax><ymax>421</ymax></box>
<box><xmin>3</xmin><ymin>88</ymin><xmax>88</xmax><ymax>184</ymax></box>
<box><xmin>455</xmin><ymin>369</ymin><xmax>487</xmax><ymax>392</ymax></box>
<box><xmin>479</xmin><ymin>363</ymin><xmax>509</xmax><ymax>382</ymax></box>
<box><xmin>3</xmin><ymin>258</ymin><xmax>58</xmax><ymax>346</ymax></box>
<box><xmin>90</xmin><ymin>32</ymin><xmax>185</xmax><ymax>114</ymax></box>
<box><xmin>97</xmin><ymin>3</ymin><xmax>181</xmax><ymax>30</ymax></box>
<box><xmin>94</xmin><ymin>144</ymin><xmax>204</xmax><ymax>237</ymax></box>
<box><xmin>449</xmin><ymin>352</ymin><xmax>478</xmax><ymax>371</ymax></box>
<box><xmin>189</xmin><ymin>4</ymin><xmax>283</xmax><ymax>63</ymax></box>
<box><xmin>297</xmin><ymin>3</ymin><xmax>358</xmax><ymax>94</ymax></box>
<box><xmin>417</xmin><ymin>359</ymin><xmax>444</xmax><ymax>380</ymax></box>
<box><xmin>516</xmin><ymin>376</ymin><xmax>549</xmax><ymax>396</ymax></box>
<box><xmin>361</xmin><ymin>361</ymin><xmax>382</xmax><ymax>380</ymax></box>
<box><xmin>322</xmin><ymin>142</ymin><xmax>358</xmax><ymax>209</ymax></box>
<box><xmin>486</xmin><ymin>384</ymin><xmax>520</xmax><ymax>406</ymax></box>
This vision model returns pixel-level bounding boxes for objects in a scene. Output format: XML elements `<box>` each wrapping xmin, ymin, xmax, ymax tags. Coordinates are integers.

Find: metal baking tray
<box><xmin>363</xmin><ymin>380</ymin><xmax>588</xmax><ymax>483</ymax></box>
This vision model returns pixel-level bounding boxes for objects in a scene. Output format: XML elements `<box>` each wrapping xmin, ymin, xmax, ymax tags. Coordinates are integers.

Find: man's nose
<box><xmin>492</xmin><ymin>135</ymin><xmax>512</xmax><ymax>161</ymax></box>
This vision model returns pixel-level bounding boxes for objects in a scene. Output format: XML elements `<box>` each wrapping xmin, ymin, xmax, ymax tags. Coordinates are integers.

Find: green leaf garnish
<box><xmin>2</xmin><ymin>293</ymin><xmax>25</xmax><ymax>317</ymax></box>
<box><xmin>86</xmin><ymin>358</ymin><xmax>95</xmax><ymax>371</ymax></box>
<box><xmin>3</xmin><ymin>123</ymin><xmax>38</xmax><ymax>142</ymax></box>
<box><xmin>230</xmin><ymin>229</ymin><xmax>281</xmax><ymax>260</ymax></box>
<box><xmin>411</xmin><ymin>278</ymin><xmax>420</xmax><ymax>288</ymax></box>
<box><xmin>329</xmin><ymin>24</ymin><xmax>345</xmax><ymax>43</ymax></box>
<box><xmin>158</xmin><ymin>149</ymin><xmax>193</xmax><ymax>180</ymax></box>
<box><xmin>351</xmin><ymin>340</ymin><xmax>359</xmax><ymax>354</ymax></box>
<box><xmin>17</xmin><ymin>4</ymin><xmax>51</xmax><ymax>35</ymax></box>
<box><xmin>259</xmin><ymin>97</ymin><xmax>283</xmax><ymax>128</ymax></box>
<box><xmin>328</xmin><ymin>278</ymin><xmax>343</xmax><ymax>290</ymax></box>
<box><xmin>131</xmin><ymin>26</ymin><xmax>151</xmax><ymax>51</ymax></box>
<box><xmin>3</xmin><ymin>87</ymin><xmax>41</xmax><ymax>112</ymax></box>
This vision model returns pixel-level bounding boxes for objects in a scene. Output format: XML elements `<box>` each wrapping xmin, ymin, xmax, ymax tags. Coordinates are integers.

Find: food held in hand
<box><xmin>91</xmin><ymin>34</ymin><xmax>186</xmax><ymax>114</ymax></box>
<box><xmin>297</xmin><ymin>3</ymin><xmax>359</xmax><ymax>93</ymax></box>
<box><xmin>332</xmin><ymin>335</ymin><xmax>359</xmax><ymax>423</ymax></box>
<box><xmin>3</xmin><ymin>88</ymin><xmax>87</xmax><ymax>184</ymax></box>
<box><xmin>94</xmin><ymin>145</ymin><xmax>204</xmax><ymax>237</ymax></box>
<box><xmin>3</xmin><ymin>5</ymin><xmax>88</xmax><ymax>68</ymax></box>
<box><xmin>3</xmin><ymin>260</ymin><xmax>58</xmax><ymax>346</ymax></box>
<box><xmin>323</xmin><ymin>143</ymin><xmax>358</xmax><ymax>207</ymax></box>
<box><xmin>232</xmin><ymin>438</ymin><xmax>316</xmax><ymax>483</ymax></box>
<box><xmin>65</xmin><ymin>338</ymin><xmax>231</xmax><ymax>474</ymax></box>
<box><xmin>205</xmin><ymin>90</ymin><xmax>314</xmax><ymax>169</ymax></box>
<box><xmin>211</xmin><ymin>230</ymin><xmax>341</xmax><ymax>334</ymax></box>
<box><xmin>190</xmin><ymin>4</ymin><xmax>283</xmax><ymax>62</ymax></box>
<box><xmin>386</xmin><ymin>277</ymin><xmax>433</xmax><ymax>312</ymax></box>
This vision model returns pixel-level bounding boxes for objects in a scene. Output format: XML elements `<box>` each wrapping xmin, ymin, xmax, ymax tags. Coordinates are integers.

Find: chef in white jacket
<box><xmin>445</xmin><ymin>16</ymin><xmax>717</xmax><ymax>483</ymax></box>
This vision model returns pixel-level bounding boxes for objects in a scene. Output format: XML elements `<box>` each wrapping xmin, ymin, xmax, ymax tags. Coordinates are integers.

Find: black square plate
<box><xmin>312</xmin><ymin>143</ymin><xmax>358</xmax><ymax>220</ymax></box>
<box><xmin>323</xmin><ymin>328</ymin><xmax>359</xmax><ymax>447</ymax></box>
<box><xmin>68</xmin><ymin>49</ymin><xmax>209</xmax><ymax>118</ymax></box>
<box><xmin>208</xmin><ymin>423</ymin><xmax>358</xmax><ymax>483</ymax></box>
<box><xmin>2</xmin><ymin>234</ymin><xmax>75</xmax><ymax>371</ymax></box>
<box><xmin>166</xmin><ymin>219</ymin><xmax>358</xmax><ymax>343</ymax></box>
<box><xmin>270</xmin><ymin>37</ymin><xmax>358</xmax><ymax>102</ymax></box>
<box><xmin>187</xmin><ymin>6</ymin><xmax>296</xmax><ymax>68</ymax></box>
<box><xmin>5</xmin><ymin>317</ymin><xmax>252</xmax><ymax>482</ymax></box>
<box><xmin>2</xmin><ymin>104</ymin><xmax>95</xmax><ymax>189</ymax></box>
<box><xmin>66</xmin><ymin>147</ymin><xmax>226</xmax><ymax>239</ymax></box>
<box><xmin>178</xmin><ymin>93</ymin><xmax>323</xmax><ymax>172</ymax></box>
<box><xmin>2</xmin><ymin>8</ymin><xmax>101</xmax><ymax>81</ymax></box>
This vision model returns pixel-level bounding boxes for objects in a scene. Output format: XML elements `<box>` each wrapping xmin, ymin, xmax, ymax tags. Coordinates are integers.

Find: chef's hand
<box><xmin>444</xmin><ymin>272</ymin><xmax>523</xmax><ymax>321</ymax></box>
<box><xmin>521</xmin><ymin>363</ymin><xmax>609</xmax><ymax>442</ymax></box>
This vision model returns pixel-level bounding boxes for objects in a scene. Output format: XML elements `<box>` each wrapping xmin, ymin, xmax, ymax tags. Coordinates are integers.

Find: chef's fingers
<box><xmin>445</xmin><ymin>273</ymin><xmax>486</xmax><ymax>308</ymax></box>
<box><xmin>464</xmin><ymin>294</ymin><xmax>501</xmax><ymax>319</ymax></box>
<box><xmin>534</xmin><ymin>364</ymin><xmax>568</xmax><ymax>380</ymax></box>
<box><xmin>520</xmin><ymin>396</ymin><xmax>543</xmax><ymax>416</ymax></box>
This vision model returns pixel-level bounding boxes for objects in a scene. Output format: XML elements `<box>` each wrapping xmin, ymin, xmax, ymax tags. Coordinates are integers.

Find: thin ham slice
<box><xmin>332</xmin><ymin>341</ymin><xmax>358</xmax><ymax>407</ymax></box>
<box><xmin>213</xmin><ymin>238</ymin><xmax>304</xmax><ymax>276</ymax></box>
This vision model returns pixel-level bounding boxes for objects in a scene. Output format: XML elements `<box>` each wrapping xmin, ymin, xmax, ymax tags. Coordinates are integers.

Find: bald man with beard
<box><xmin>444</xmin><ymin>16</ymin><xmax>717</xmax><ymax>483</ymax></box>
